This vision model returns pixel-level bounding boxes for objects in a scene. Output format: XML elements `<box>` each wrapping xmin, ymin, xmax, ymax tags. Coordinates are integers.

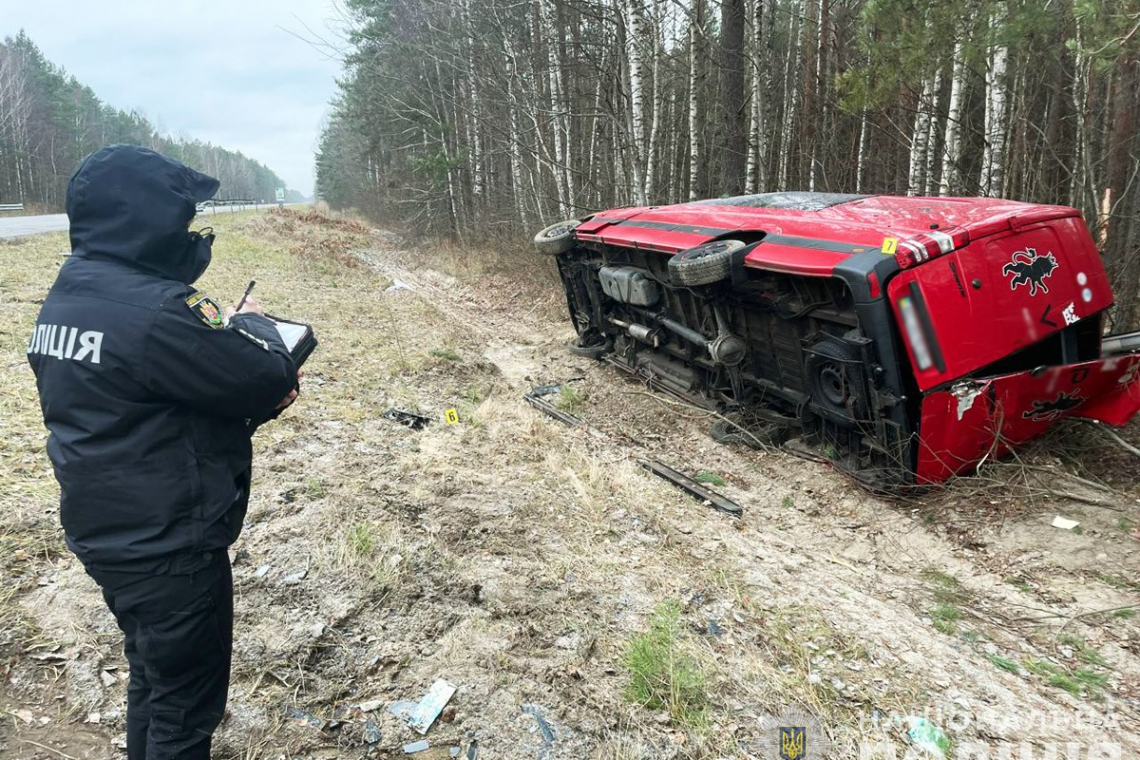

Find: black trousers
<box><xmin>86</xmin><ymin>552</ymin><xmax>233</xmax><ymax>760</ymax></box>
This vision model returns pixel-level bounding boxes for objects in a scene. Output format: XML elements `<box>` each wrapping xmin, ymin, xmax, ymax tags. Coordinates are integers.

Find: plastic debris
<box><xmin>254</xmin><ymin>565</ymin><xmax>271</xmax><ymax>578</ymax></box>
<box><xmin>1052</xmin><ymin>516</ymin><xmax>1080</xmax><ymax>530</ymax></box>
<box><xmin>905</xmin><ymin>716</ymin><xmax>950</xmax><ymax>758</ymax></box>
<box><xmin>282</xmin><ymin>568</ymin><xmax>308</xmax><ymax>583</ymax></box>
<box><xmin>522</xmin><ymin>704</ymin><xmax>555</xmax><ymax>747</ymax></box>
<box><xmin>387</xmin><ymin>279</ymin><xmax>413</xmax><ymax>293</ymax></box>
<box><xmin>403</xmin><ymin>740</ymin><xmax>430</xmax><ymax>754</ymax></box>
<box><xmin>358</xmin><ymin>698</ymin><xmax>384</xmax><ymax>712</ymax></box>
<box><xmin>363</xmin><ymin>719</ymin><xmax>382</xmax><ymax>744</ymax></box>
<box><xmin>383</xmin><ymin>407</ymin><xmax>433</xmax><ymax>430</ymax></box>
<box><xmin>389</xmin><ymin>679</ymin><xmax>458</xmax><ymax>735</ymax></box>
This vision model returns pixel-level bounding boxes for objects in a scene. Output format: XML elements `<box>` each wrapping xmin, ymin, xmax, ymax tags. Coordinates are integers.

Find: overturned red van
<box><xmin>534</xmin><ymin>192</ymin><xmax>1140</xmax><ymax>489</ymax></box>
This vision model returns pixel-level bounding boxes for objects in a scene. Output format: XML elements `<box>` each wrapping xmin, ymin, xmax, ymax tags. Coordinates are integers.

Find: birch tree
<box><xmin>980</xmin><ymin>3</ymin><xmax>1009</xmax><ymax>198</ymax></box>
<box><xmin>305</xmin><ymin>0</ymin><xmax>1140</xmax><ymax>328</ymax></box>
<box><xmin>939</xmin><ymin>29</ymin><xmax>970</xmax><ymax>196</ymax></box>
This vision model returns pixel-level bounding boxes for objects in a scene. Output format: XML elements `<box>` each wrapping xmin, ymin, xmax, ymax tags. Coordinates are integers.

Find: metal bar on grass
<box><xmin>523</xmin><ymin>390</ymin><xmax>584</xmax><ymax>427</ymax></box>
<box><xmin>639</xmin><ymin>459</ymin><xmax>743</xmax><ymax>516</ymax></box>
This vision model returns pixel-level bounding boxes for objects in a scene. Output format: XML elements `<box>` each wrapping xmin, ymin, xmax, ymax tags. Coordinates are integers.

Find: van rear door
<box><xmin>886</xmin><ymin>215</ymin><xmax>1134</xmax><ymax>484</ymax></box>
<box><xmin>887</xmin><ymin>215</ymin><xmax>1113</xmax><ymax>392</ymax></box>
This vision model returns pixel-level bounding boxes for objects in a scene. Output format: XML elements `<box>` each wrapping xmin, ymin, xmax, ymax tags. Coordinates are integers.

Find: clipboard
<box><xmin>266</xmin><ymin>314</ymin><xmax>318</xmax><ymax>367</ymax></box>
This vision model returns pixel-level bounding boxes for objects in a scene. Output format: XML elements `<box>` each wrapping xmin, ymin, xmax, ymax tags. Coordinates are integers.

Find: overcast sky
<box><xmin>4</xmin><ymin>0</ymin><xmax>346</xmax><ymax>196</ymax></box>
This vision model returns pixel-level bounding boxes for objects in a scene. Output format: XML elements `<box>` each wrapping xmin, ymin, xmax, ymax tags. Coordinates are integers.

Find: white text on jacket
<box><xmin>26</xmin><ymin>324</ymin><xmax>104</xmax><ymax>365</ymax></box>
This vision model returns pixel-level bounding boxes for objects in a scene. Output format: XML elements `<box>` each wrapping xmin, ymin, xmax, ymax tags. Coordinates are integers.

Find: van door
<box><xmin>887</xmin><ymin>216</ymin><xmax>1113</xmax><ymax>392</ymax></box>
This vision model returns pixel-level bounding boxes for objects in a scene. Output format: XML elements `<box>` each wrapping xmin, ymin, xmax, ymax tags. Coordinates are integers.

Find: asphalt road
<box><xmin>0</xmin><ymin>204</ymin><xmax>282</xmax><ymax>240</ymax></box>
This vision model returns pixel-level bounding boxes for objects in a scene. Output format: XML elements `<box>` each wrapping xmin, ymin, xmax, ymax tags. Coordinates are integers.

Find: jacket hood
<box><xmin>66</xmin><ymin>145</ymin><xmax>220</xmax><ymax>284</ymax></box>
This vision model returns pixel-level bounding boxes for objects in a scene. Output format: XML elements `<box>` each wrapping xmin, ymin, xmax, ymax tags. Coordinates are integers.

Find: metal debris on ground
<box><xmin>388</xmin><ymin>678</ymin><xmax>458</xmax><ymax>735</ymax></box>
<box><xmin>639</xmin><ymin>459</ymin><xmax>743</xmax><ymax>516</ymax></box>
<box><xmin>523</xmin><ymin>385</ymin><xmax>583</xmax><ymax>427</ymax></box>
<box><xmin>521</xmin><ymin>704</ymin><xmax>556</xmax><ymax>748</ymax></box>
<box><xmin>383</xmin><ymin>407</ymin><xmax>433</xmax><ymax>430</ymax></box>
<box><xmin>285</xmin><ymin>706</ymin><xmax>326</xmax><ymax>730</ymax></box>
<box><xmin>362</xmin><ymin>719</ymin><xmax>382</xmax><ymax>744</ymax></box>
<box><xmin>530</xmin><ymin>383</ymin><xmax>563</xmax><ymax>397</ymax></box>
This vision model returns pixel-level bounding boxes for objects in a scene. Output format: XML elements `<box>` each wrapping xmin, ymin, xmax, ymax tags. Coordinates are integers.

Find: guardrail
<box><xmin>0</xmin><ymin>203</ymin><xmax>24</xmax><ymax>212</ymax></box>
<box><xmin>198</xmin><ymin>199</ymin><xmax>256</xmax><ymax>208</ymax></box>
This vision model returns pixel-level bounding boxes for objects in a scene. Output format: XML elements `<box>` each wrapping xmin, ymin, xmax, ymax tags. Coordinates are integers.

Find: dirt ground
<box><xmin>2</xmin><ymin>209</ymin><xmax>1138</xmax><ymax>759</ymax></box>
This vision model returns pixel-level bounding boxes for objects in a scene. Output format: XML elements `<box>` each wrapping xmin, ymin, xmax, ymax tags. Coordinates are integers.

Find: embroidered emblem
<box><xmin>186</xmin><ymin>292</ymin><xmax>224</xmax><ymax>329</ymax></box>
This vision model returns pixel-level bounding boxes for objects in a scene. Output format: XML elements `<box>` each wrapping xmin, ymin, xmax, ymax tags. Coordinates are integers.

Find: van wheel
<box><xmin>806</xmin><ymin>339</ymin><xmax>865</xmax><ymax>420</ymax></box>
<box><xmin>569</xmin><ymin>337</ymin><xmax>611</xmax><ymax>359</ymax></box>
<box><xmin>534</xmin><ymin>220</ymin><xmax>581</xmax><ymax>255</ymax></box>
<box><xmin>709</xmin><ymin>418</ymin><xmax>787</xmax><ymax>448</ymax></box>
<box><xmin>668</xmin><ymin>239</ymin><xmax>746</xmax><ymax>286</ymax></box>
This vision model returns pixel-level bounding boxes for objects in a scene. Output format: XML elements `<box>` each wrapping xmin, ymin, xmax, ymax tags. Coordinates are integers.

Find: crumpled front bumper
<box><xmin>915</xmin><ymin>354</ymin><xmax>1140</xmax><ymax>484</ymax></box>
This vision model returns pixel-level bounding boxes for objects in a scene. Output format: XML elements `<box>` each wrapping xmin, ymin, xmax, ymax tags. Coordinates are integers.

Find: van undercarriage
<box><xmin>558</xmin><ymin>241</ymin><xmax>911</xmax><ymax>489</ymax></box>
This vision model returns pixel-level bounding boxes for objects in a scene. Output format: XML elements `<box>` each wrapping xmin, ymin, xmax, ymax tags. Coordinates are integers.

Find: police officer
<box><xmin>27</xmin><ymin>145</ymin><xmax>299</xmax><ymax>759</ymax></box>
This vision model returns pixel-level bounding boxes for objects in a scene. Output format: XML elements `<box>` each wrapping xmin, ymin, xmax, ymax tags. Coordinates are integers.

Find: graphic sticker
<box><xmin>1062</xmin><ymin>302</ymin><xmax>1079</xmax><ymax>325</ymax></box>
<box><xmin>1002</xmin><ymin>247</ymin><xmax>1058</xmax><ymax>297</ymax></box>
<box><xmin>1022</xmin><ymin>390</ymin><xmax>1085</xmax><ymax>422</ymax></box>
<box><xmin>186</xmin><ymin>292</ymin><xmax>224</xmax><ymax>329</ymax></box>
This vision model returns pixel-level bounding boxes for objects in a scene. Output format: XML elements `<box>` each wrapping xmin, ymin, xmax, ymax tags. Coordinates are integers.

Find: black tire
<box><xmin>569</xmin><ymin>338</ymin><xmax>611</xmax><ymax>359</ymax></box>
<box><xmin>533</xmin><ymin>220</ymin><xmax>581</xmax><ymax>255</ymax></box>
<box><xmin>709</xmin><ymin>419</ymin><xmax>787</xmax><ymax>448</ymax></box>
<box><xmin>668</xmin><ymin>239</ymin><xmax>746</xmax><ymax>286</ymax></box>
<box><xmin>806</xmin><ymin>339</ymin><xmax>866</xmax><ymax>420</ymax></box>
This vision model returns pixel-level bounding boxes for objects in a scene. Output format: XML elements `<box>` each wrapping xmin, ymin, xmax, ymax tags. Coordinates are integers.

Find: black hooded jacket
<box><xmin>27</xmin><ymin>145</ymin><xmax>297</xmax><ymax>570</ymax></box>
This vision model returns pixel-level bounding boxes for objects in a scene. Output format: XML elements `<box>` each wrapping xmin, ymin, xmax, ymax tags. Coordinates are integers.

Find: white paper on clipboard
<box><xmin>272</xmin><ymin>320</ymin><xmax>309</xmax><ymax>352</ymax></box>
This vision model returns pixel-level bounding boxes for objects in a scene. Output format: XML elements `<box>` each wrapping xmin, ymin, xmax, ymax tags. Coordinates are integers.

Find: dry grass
<box><xmin>5</xmin><ymin>208</ymin><xmax>1139</xmax><ymax>757</ymax></box>
<box><xmin>0</xmin><ymin>231</ymin><xmax>70</xmax><ymax>663</ymax></box>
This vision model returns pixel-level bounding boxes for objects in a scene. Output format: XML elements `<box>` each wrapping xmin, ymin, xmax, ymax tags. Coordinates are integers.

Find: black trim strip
<box><xmin>908</xmin><ymin>281</ymin><xmax>946</xmax><ymax>373</ymax></box>
<box><xmin>763</xmin><ymin>233</ymin><xmax>871</xmax><ymax>255</ymax></box>
<box><xmin>605</xmin><ymin>218</ymin><xmax>733</xmax><ymax>237</ymax></box>
<box><xmin>603</xmin><ymin>218</ymin><xmax>872</xmax><ymax>255</ymax></box>
<box><xmin>948</xmin><ymin>260</ymin><xmax>966</xmax><ymax>298</ymax></box>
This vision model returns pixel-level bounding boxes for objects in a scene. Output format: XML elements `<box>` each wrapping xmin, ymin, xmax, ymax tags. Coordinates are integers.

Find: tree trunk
<box><xmin>645</xmin><ymin>0</ymin><xmax>665</xmax><ymax>202</ymax></box>
<box><xmin>718</xmin><ymin>0</ymin><xmax>747</xmax><ymax>195</ymax></box>
<box><xmin>688</xmin><ymin>0</ymin><xmax>706</xmax><ymax>200</ymax></box>
<box><xmin>940</xmin><ymin>33</ymin><xmax>969</xmax><ymax>196</ymax></box>
<box><xmin>777</xmin><ymin>0</ymin><xmax>802</xmax><ymax>191</ymax></box>
<box><xmin>626</xmin><ymin>0</ymin><xmax>650</xmax><ymax>205</ymax></box>
<box><xmin>981</xmin><ymin>4</ymin><xmax>1010</xmax><ymax>197</ymax></box>
<box><xmin>908</xmin><ymin>69</ymin><xmax>936</xmax><ymax>196</ymax></box>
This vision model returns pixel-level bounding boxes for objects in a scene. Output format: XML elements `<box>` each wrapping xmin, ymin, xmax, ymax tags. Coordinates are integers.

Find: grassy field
<box><xmin>2</xmin><ymin>208</ymin><xmax>1138</xmax><ymax>759</ymax></box>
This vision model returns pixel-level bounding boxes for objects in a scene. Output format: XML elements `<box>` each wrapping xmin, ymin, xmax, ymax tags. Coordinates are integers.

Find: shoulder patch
<box><xmin>186</xmin><ymin>292</ymin><xmax>224</xmax><ymax>329</ymax></box>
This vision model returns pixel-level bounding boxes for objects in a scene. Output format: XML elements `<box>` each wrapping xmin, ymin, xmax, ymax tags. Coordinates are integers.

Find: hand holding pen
<box><xmin>225</xmin><ymin>280</ymin><xmax>263</xmax><ymax>318</ymax></box>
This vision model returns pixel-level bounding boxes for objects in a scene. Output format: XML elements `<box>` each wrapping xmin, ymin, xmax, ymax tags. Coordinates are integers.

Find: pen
<box><xmin>235</xmin><ymin>280</ymin><xmax>256</xmax><ymax>312</ymax></box>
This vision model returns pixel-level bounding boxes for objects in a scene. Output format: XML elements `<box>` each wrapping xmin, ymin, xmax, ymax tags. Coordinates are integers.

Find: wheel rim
<box><xmin>819</xmin><ymin>364</ymin><xmax>848</xmax><ymax>406</ymax></box>
<box><xmin>544</xmin><ymin>224</ymin><xmax>573</xmax><ymax>238</ymax></box>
